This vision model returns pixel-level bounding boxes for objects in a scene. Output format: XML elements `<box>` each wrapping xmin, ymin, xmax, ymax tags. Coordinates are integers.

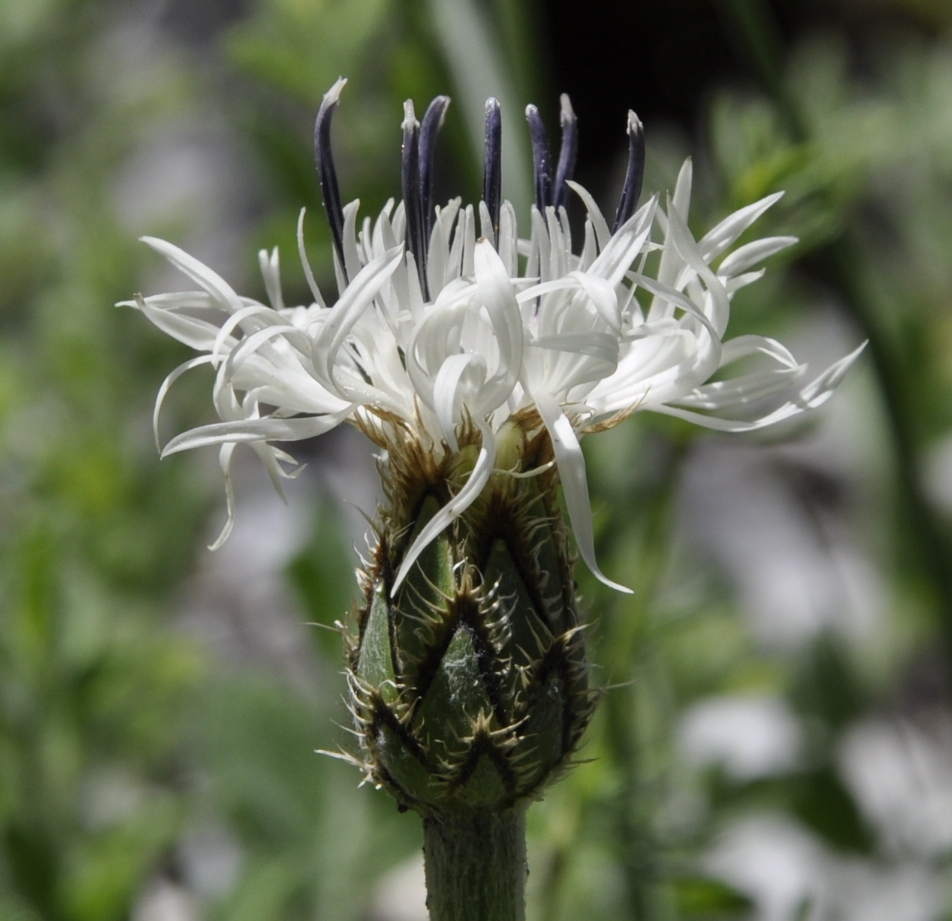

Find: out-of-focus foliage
<box><xmin>3</xmin><ymin>0</ymin><xmax>952</xmax><ymax>920</ymax></box>
<box><xmin>0</xmin><ymin>2</ymin><xmax>212</xmax><ymax>919</ymax></box>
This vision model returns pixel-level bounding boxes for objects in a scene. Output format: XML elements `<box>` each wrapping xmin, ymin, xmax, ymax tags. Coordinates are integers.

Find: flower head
<box><xmin>126</xmin><ymin>78</ymin><xmax>863</xmax><ymax>593</ymax></box>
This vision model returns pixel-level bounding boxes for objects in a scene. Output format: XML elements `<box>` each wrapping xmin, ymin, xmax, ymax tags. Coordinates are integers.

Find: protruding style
<box><xmin>482</xmin><ymin>98</ymin><xmax>502</xmax><ymax>242</ymax></box>
<box><xmin>419</xmin><ymin>95</ymin><xmax>451</xmax><ymax>240</ymax></box>
<box><xmin>612</xmin><ymin>110</ymin><xmax>645</xmax><ymax>233</ymax></box>
<box><xmin>314</xmin><ymin>77</ymin><xmax>348</xmax><ymax>275</ymax></box>
<box><xmin>525</xmin><ymin>104</ymin><xmax>552</xmax><ymax>212</ymax></box>
<box><xmin>553</xmin><ymin>94</ymin><xmax>578</xmax><ymax>212</ymax></box>
<box><xmin>402</xmin><ymin>100</ymin><xmax>428</xmax><ymax>299</ymax></box>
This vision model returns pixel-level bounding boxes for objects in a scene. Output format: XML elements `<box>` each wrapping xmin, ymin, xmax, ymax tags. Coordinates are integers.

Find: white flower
<box><xmin>124</xmin><ymin>78</ymin><xmax>863</xmax><ymax>592</ymax></box>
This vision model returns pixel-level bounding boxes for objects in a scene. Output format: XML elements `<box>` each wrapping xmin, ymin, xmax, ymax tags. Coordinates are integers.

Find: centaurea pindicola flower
<box><xmin>125</xmin><ymin>78</ymin><xmax>863</xmax><ymax>921</ymax></box>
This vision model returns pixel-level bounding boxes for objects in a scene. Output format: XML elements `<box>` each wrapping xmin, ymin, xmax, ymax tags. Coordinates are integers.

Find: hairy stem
<box><xmin>423</xmin><ymin>807</ymin><xmax>527</xmax><ymax>921</ymax></box>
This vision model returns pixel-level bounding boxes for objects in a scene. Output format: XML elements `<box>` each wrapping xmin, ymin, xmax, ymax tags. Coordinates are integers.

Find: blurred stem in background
<box><xmin>600</xmin><ymin>440</ymin><xmax>689</xmax><ymax>921</ymax></box>
<box><xmin>715</xmin><ymin>0</ymin><xmax>952</xmax><ymax>667</ymax></box>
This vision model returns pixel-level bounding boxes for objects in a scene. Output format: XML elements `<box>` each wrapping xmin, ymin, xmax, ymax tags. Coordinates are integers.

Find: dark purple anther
<box><xmin>314</xmin><ymin>78</ymin><xmax>348</xmax><ymax>277</ymax></box>
<box><xmin>483</xmin><ymin>98</ymin><xmax>502</xmax><ymax>242</ymax></box>
<box><xmin>612</xmin><ymin>111</ymin><xmax>645</xmax><ymax>233</ymax></box>
<box><xmin>525</xmin><ymin>104</ymin><xmax>553</xmax><ymax>213</ymax></box>
<box><xmin>419</xmin><ymin>95</ymin><xmax>450</xmax><ymax>240</ymax></box>
<box><xmin>553</xmin><ymin>94</ymin><xmax>578</xmax><ymax>212</ymax></box>
<box><xmin>402</xmin><ymin>100</ymin><xmax>428</xmax><ymax>299</ymax></box>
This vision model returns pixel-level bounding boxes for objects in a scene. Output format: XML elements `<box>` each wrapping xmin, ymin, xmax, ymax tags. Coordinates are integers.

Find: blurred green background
<box><xmin>2</xmin><ymin>0</ymin><xmax>952</xmax><ymax>919</ymax></box>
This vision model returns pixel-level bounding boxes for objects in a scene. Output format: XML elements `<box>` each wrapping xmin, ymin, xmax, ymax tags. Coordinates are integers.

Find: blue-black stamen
<box><xmin>553</xmin><ymin>94</ymin><xmax>578</xmax><ymax>212</ymax></box>
<box><xmin>402</xmin><ymin>100</ymin><xmax>428</xmax><ymax>299</ymax></box>
<box><xmin>314</xmin><ymin>78</ymin><xmax>348</xmax><ymax>276</ymax></box>
<box><xmin>612</xmin><ymin>110</ymin><xmax>645</xmax><ymax>233</ymax></box>
<box><xmin>525</xmin><ymin>104</ymin><xmax>552</xmax><ymax>212</ymax></box>
<box><xmin>482</xmin><ymin>98</ymin><xmax>502</xmax><ymax>242</ymax></box>
<box><xmin>419</xmin><ymin>95</ymin><xmax>450</xmax><ymax>240</ymax></box>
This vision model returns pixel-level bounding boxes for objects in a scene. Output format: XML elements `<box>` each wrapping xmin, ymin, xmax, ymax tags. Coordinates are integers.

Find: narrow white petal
<box><xmin>628</xmin><ymin>272</ymin><xmax>719</xmax><ymax>341</ymax></box>
<box><xmin>566</xmin><ymin>181</ymin><xmax>610</xmax><ymax>250</ymax></box>
<box><xmin>153</xmin><ymin>355</ymin><xmax>214</xmax><ymax>450</ymax></box>
<box><xmin>666</xmin><ymin>198</ymin><xmax>732</xmax><ymax>337</ymax></box>
<box><xmin>699</xmin><ymin>192</ymin><xmax>784</xmax><ymax>262</ymax></box>
<box><xmin>498</xmin><ymin>201</ymin><xmax>518</xmax><ymax>277</ymax></box>
<box><xmin>798</xmin><ymin>341</ymin><xmax>867</xmax><ymax>406</ymax></box>
<box><xmin>535</xmin><ymin>393</ymin><xmax>632</xmax><ymax>593</ymax></box>
<box><xmin>341</xmin><ymin>199</ymin><xmax>363</xmax><ymax>281</ymax></box>
<box><xmin>676</xmin><ymin>367</ymin><xmax>805</xmax><ymax>410</ymax></box>
<box><xmin>572</xmin><ymin>271</ymin><xmax>622</xmax><ymax>331</ymax></box>
<box><xmin>719</xmin><ymin>334</ymin><xmax>799</xmax><ymax>368</ymax></box>
<box><xmin>312</xmin><ymin>246</ymin><xmax>404</xmax><ymax>394</ymax></box>
<box><xmin>132</xmin><ymin>294</ymin><xmax>230</xmax><ymax>352</ymax></box>
<box><xmin>141</xmin><ymin>237</ymin><xmax>245</xmax><ymax>315</ymax></box>
<box><xmin>162</xmin><ymin>408</ymin><xmax>353</xmax><ymax>456</ymax></box>
<box><xmin>211</xmin><ymin>304</ymin><xmax>278</xmax><ymax>366</ymax></box>
<box><xmin>432</xmin><ymin>353</ymin><xmax>486</xmax><ymax>451</ymax></box>
<box><xmin>718</xmin><ymin>235</ymin><xmax>797</xmax><ymax>278</ymax></box>
<box><xmin>472</xmin><ymin>239</ymin><xmax>524</xmax><ymax>412</ymax></box>
<box><xmin>725</xmin><ymin>269</ymin><xmax>766</xmax><ymax>293</ymax></box>
<box><xmin>659</xmin><ymin>342</ymin><xmax>866</xmax><ymax>429</ymax></box>
<box><xmin>258</xmin><ymin>247</ymin><xmax>284</xmax><ymax>310</ymax></box>
<box><xmin>296</xmin><ymin>209</ymin><xmax>328</xmax><ymax>308</ymax></box>
<box><xmin>391</xmin><ymin>420</ymin><xmax>497</xmax><ymax>596</ymax></box>
<box><xmin>587</xmin><ymin>198</ymin><xmax>655</xmax><ymax>288</ymax></box>
<box><xmin>208</xmin><ymin>443</ymin><xmax>238</xmax><ymax>551</ymax></box>
<box><xmin>651</xmin><ymin>402</ymin><xmax>806</xmax><ymax>431</ymax></box>
<box><xmin>672</xmin><ymin>159</ymin><xmax>693</xmax><ymax>224</ymax></box>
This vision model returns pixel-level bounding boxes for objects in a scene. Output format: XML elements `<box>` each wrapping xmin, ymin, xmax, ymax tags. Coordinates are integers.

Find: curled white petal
<box><xmin>535</xmin><ymin>392</ymin><xmax>632</xmax><ymax>594</ymax></box>
<box><xmin>312</xmin><ymin>247</ymin><xmax>404</xmax><ymax>399</ymax></box>
<box><xmin>162</xmin><ymin>408</ymin><xmax>353</xmax><ymax>456</ymax></box>
<box><xmin>130</xmin><ymin>293</ymin><xmax>229</xmax><ymax>352</ymax></box>
<box><xmin>153</xmin><ymin>354</ymin><xmax>214</xmax><ymax>450</ymax></box>
<box><xmin>141</xmin><ymin>237</ymin><xmax>245</xmax><ymax>315</ymax></box>
<box><xmin>209</xmin><ymin>443</ymin><xmax>238</xmax><ymax>551</ymax></box>
<box><xmin>391</xmin><ymin>420</ymin><xmax>497</xmax><ymax>596</ymax></box>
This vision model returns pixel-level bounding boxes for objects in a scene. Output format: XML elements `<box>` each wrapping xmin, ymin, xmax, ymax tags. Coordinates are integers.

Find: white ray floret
<box><xmin>124</xmin><ymin>83</ymin><xmax>864</xmax><ymax>591</ymax></box>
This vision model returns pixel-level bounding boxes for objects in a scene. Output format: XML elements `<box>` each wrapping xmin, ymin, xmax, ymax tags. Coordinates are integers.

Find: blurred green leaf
<box><xmin>63</xmin><ymin>793</ymin><xmax>184</xmax><ymax>921</ymax></box>
<box><xmin>672</xmin><ymin>875</ymin><xmax>752</xmax><ymax>919</ymax></box>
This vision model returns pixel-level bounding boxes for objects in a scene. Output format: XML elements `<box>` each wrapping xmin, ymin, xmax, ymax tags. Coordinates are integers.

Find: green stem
<box><xmin>423</xmin><ymin>807</ymin><xmax>527</xmax><ymax>921</ymax></box>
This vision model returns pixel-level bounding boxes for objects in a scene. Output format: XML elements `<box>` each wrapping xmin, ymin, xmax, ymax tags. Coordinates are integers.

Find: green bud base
<box><xmin>344</xmin><ymin>420</ymin><xmax>597</xmax><ymax>921</ymax></box>
<box><xmin>346</xmin><ymin>421</ymin><xmax>594</xmax><ymax>814</ymax></box>
<box><xmin>423</xmin><ymin>807</ymin><xmax>526</xmax><ymax>921</ymax></box>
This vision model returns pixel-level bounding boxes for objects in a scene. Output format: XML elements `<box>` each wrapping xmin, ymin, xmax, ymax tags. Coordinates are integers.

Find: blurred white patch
<box><xmin>678</xmin><ymin>695</ymin><xmax>802</xmax><ymax>780</ymax></box>
<box><xmin>677</xmin><ymin>439</ymin><xmax>884</xmax><ymax>651</ymax></box>
<box><xmin>837</xmin><ymin>718</ymin><xmax>952</xmax><ymax>857</ymax></box>
<box><xmin>675</xmin><ymin>312</ymin><xmax>885</xmax><ymax>651</ymax></box>
<box><xmin>368</xmin><ymin>854</ymin><xmax>428</xmax><ymax>921</ymax></box>
<box><xmin>706</xmin><ymin>813</ymin><xmax>946</xmax><ymax>921</ymax></box>
<box><xmin>703</xmin><ymin>816</ymin><xmax>826</xmax><ymax>921</ymax></box>
<box><xmin>179</xmin><ymin>820</ymin><xmax>243</xmax><ymax>899</ymax></box>
<box><xmin>79</xmin><ymin>767</ymin><xmax>146</xmax><ymax>830</ymax></box>
<box><xmin>923</xmin><ymin>433</ymin><xmax>952</xmax><ymax>515</ymax></box>
<box><xmin>177</xmin><ymin>456</ymin><xmax>320</xmax><ymax>692</ymax></box>
<box><xmin>828</xmin><ymin>859</ymin><xmax>944</xmax><ymax>921</ymax></box>
<box><xmin>116</xmin><ymin>132</ymin><xmax>230</xmax><ymax>232</ymax></box>
<box><xmin>131</xmin><ymin>880</ymin><xmax>199</xmax><ymax>921</ymax></box>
